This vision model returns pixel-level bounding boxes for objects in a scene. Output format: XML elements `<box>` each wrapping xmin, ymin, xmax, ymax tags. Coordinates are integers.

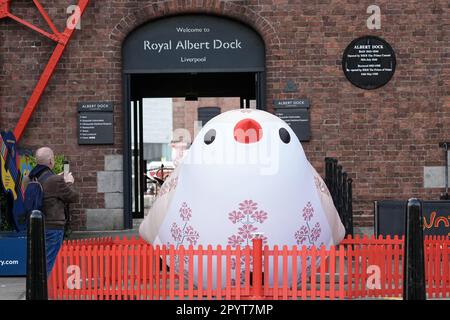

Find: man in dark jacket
<box><xmin>26</xmin><ymin>147</ymin><xmax>79</xmax><ymax>275</ymax></box>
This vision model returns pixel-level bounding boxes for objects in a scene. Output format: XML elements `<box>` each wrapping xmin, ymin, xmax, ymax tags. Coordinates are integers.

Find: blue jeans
<box><xmin>45</xmin><ymin>229</ymin><xmax>64</xmax><ymax>276</ymax></box>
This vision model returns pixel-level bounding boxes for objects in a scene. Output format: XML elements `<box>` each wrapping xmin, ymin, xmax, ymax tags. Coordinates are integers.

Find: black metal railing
<box><xmin>324</xmin><ymin>157</ymin><xmax>353</xmax><ymax>236</ymax></box>
<box><xmin>439</xmin><ymin>142</ymin><xmax>449</xmax><ymax>200</ymax></box>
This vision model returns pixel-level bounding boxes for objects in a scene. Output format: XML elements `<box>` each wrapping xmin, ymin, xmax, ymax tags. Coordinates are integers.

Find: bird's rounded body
<box><xmin>140</xmin><ymin>109</ymin><xmax>345</xmax><ymax>285</ymax></box>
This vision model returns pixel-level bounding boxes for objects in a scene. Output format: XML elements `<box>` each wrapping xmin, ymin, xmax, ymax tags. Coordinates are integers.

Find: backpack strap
<box><xmin>36</xmin><ymin>169</ymin><xmax>53</xmax><ymax>184</ymax></box>
<box><xmin>36</xmin><ymin>169</ymin><xmax>64</xmax><ymax>202</ymax></box>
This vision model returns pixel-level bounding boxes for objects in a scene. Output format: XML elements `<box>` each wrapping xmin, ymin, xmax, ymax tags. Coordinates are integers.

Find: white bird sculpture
<box><xmin>139</xmin><ymin>108</ymin><xmax>345</xmax><ymax>283</ymax></box>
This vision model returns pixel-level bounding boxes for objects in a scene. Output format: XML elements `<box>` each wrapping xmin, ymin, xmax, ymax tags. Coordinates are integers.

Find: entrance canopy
<box><xmin>122</xmin><ymin>15</ymin><xmax>265</xmax><ymax>74</ymax></box>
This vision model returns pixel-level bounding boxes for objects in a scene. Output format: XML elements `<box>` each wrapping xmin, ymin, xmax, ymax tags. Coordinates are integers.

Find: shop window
<box><xmin>198</xmin><ymin>107</ymin><xmax>221</xmax><ymax>126</ymax></box>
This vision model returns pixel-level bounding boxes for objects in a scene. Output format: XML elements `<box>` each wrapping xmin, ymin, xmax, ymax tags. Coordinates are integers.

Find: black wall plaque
<box><xmin>78</xmin><ymin>102</ymin><xmax>114</xmax><ymax>145</ymax></box>
<box><xmin>274</xmin><ymin>99</ymin><xmax>310</xmax><ymax>142</ymax></box>
<box><xmin>342</xmin><ymin>36</ymin><xmax>396</xmax><ymax>90</ymax></box>
<box><xmin>375</xmin><ymin>200</ymin><xmax>450</xmax><ymax>237</ymax></box>
<box><xmin>122</xmin><ymin>15</ymin><xmax>265</xmax><ymax>73</ymax></box>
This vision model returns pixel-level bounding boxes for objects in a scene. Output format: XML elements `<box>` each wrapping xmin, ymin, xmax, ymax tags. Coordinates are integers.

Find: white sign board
<box><xmin>142</xmin><ymin>98</ymin><xmax>173</xmax><ymax>144</ymax></box>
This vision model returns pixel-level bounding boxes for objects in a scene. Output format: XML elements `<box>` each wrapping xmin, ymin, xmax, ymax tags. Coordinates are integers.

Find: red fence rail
<box><xmin>48</xmin><ymin>235</ymin><xmax>450</xmax><ymax>300</ymax></box>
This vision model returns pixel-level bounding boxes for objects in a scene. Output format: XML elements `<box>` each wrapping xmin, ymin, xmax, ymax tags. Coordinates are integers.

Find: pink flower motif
<box><xmin>311</xmin><ymin>222</ymin><xmax>321</xmax><ymax>242</ymax></box>
<box><xmin>228</xmin><ymin>235</ymin><xmax>244</xmax><ymax>247</ymax></box>
<box><xmin>295</xmin><ymin>225</ymin><xmax>309</xmax><ymax>245</ymax></box>
<box><xmin>179</xmin><ymin>202</ymin><xmax>192</xmax><ymax>221</ymax></box>
<box><xmin>170</xmin><ymin>223</ymin><xmax>182</xmax><ymax>242</ymax></box>
<box><xmin>228</xmin><ymin>210</ymin><xmax>245</xmax><ymax>224</ymax></box>
<box><xmin>158</xmin><ymin>176</ymin><xmax>178</xmax><ymax>197</ymax></box>
<box><xmin>302</xmin><ymin>202</ymin><xmax>314</xmax><ymax>222</ymax></box>
<box><xmin>239</xmin><ymin>200</ymin><xmax>258</xmax><ymax>215</ymax></box>
<box><xmin>170</xmin><ymin>177</ymin><xmax>178</xmax><ymax>191</ymax></box>
<box><xmin>314</xmin><ymin>176</ymin><xmax>331</xmax><ymax>197</ymax></box>
<box><xmin>238</xmin><ymin>224</ymin><xmax>258</xmax><ymax>239</ymax></box>
<box><xmin>251</xmin><ymin>210</ymin><xmax>268</xmax><ymax>223</ymax></box>
<box><xmin>185</xmin><ymin>226</ymin><xmax>200</xmax><ymax>245</ymax></box>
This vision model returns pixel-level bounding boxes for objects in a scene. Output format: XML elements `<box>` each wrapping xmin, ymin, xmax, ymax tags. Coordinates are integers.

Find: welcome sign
<box><xmin>123</xmin><ymin>15</ymin><xmax>265</xmax><ymax>73</ymax></box>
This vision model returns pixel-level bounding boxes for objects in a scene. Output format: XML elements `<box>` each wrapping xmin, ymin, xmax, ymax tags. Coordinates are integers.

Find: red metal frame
<box><xmin>0</xmin><ymin>0</ymin><xmax>90</xmax><ymax>141</ymax></box>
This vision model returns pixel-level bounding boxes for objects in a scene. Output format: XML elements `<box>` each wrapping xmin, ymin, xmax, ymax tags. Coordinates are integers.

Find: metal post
<box><xmin>325</xmin><ymin>157</ymin><xmax>333</xmax><ymax>191</ymax></box>
<box><xmin>347</xmin><ymin>178</ymin><xmax>354</xmax><ymax>236</ymax></box>
<box><xmin>331</xmin><ymin>159</ymin><xmax>338</xmax><ymax>206</ymax></box>
<box><xmin>123</xmin><ymin>73</ymin><xmax>133</xmax><ymax>229</ymax></box>
<box><xmin>251</xmin><ymin>238</ymin><xmax>263</xmax><ymax>299</ymax></box>
<box><xmin>143</xmin><ymin>160</ymin><xmax>148</xmax><ymax>193</ymax></box>
<box><xmin>342</xmin><ymin>172</ymin><xmax>349</xmax><ymax>235</ymax></box>
<box><xmin>133</xmin><ymin>100</ymin><xmax>139</xmax><ymax>217</ymax></box>
<box><xmin>336</xmin><ymin>165</ymin><xmax>343</xmax><ymax>219</ymax></box>
<box><xmin>439</xmin><ymin>142</ymin><xmax>449</xmax><ymax>200</ymax></box>
<box><xmin>139</xmin><ymin>98</ymin><xmax>144</xmax><ymax>218</ymax></box>
<box><xmin>26</xmin><ymin>210</ymin><xmax>48</xmax><ymax>300</ymax></box>
<box><xmin>403</xmin><ymin>198</ymin><xmax>426</xmax><ymax>300</ymax></box>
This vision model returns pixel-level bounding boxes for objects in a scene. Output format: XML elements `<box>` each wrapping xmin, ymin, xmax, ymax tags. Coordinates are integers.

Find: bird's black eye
<box><xmin>204</xmin><ymin>129</ymin><xmax>216</xmax><ymax>145</ymax></box>
<box><xmin>279</xmin><ymin>128</ymin><xmax>290</xmax><ymax>144</ymax></box>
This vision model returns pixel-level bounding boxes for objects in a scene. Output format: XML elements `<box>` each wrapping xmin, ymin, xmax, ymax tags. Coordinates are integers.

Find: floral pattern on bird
<box><xmin>170</xmin><ymin>202</ymin><xmax>200</xmax><ymax>248</ymax></box>
<box><xmin>158</xmin><ymin>176</ymin><xmax>178</xmax><ymax>198</ymax></box>
<box><xmin>227</xmin><ymin>200</ymin><xmax>268</xmax><ymax>247</ymax></box>
<box><xmin>314</xmin><ymin>175</ymin><xmax>331</xmax><ymax>197</ymax></box>
<box><xmin>179</xmin><ymin>202</ymin><xmax>192</xmax><ymax>221</ymax></box>
<box><xmin>294</xmin><ymin>201</ymin><xmax>322</xmax><ymax>246</ymax></box>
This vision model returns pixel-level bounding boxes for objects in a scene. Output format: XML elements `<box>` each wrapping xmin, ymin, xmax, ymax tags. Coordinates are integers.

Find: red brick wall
<box><xmin>1</xmin><ymin>0</ymin><xmax>449</xmax><ymax>230</ymax></box>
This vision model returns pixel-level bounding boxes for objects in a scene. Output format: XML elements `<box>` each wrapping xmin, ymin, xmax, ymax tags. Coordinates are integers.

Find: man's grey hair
<box><xmin>35</xmin><ymin>147</ymin><xmax>54</xmax><ymax>166</ymax></box>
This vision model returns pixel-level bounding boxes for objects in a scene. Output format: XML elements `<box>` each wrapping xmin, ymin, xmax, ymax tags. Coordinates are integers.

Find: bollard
<box><xmin>26</xmin><ymin>210</ymin><xmax>48</xmax><ymax>300</ymax></box>
<box><xmin>251</xmin><ymin>238</ymin><xmax>263</xmax><ymax>299</ymax></box>
<box><xmin>403</xmin><ymin>198</ymin><xmax>426</xmax><ymax>300</ymax></box>
<box><xmin>439</xmin><ymin>142</ymin><xmax>449</xmax><ymax>200</ymax></box>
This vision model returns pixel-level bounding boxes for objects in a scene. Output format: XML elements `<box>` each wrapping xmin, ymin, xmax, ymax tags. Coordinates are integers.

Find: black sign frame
<box><xmin>274</xmin><ymin>99</ymin><xmax>311</xmax><ymax>142</ymax></box>
<box><xmin>375</xmin><ymin>200</ymin><xmax>450</xmax><ymax>237</ymax></box>
<box><xmin>78</xmin><ymin>102</ymin><xmax>114</xmax><ymax>145</ymax></box>
<box><xmin>342</xmin><ymin>35</ymin><xmax>396</xmax><ymax>90</ymax></box>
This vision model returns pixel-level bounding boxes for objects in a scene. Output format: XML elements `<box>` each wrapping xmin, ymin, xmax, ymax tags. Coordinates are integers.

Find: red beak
<box><xmin>234</xmin><ymin>118</ymin><xmax>263</xmax><ymax>144</ymax></box>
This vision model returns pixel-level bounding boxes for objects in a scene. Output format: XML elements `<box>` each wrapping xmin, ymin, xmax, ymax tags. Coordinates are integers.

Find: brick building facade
<box><xmin>0</xmin><ymin>0</ymin><xmax>449</xmax><ymax>232</ymax></box>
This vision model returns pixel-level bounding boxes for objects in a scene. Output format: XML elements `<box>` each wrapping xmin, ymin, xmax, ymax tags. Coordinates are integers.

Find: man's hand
<box><xmin>64</xmin><ymin>172</ymin><xmax>75</xmax><ymax>184</ymax></box>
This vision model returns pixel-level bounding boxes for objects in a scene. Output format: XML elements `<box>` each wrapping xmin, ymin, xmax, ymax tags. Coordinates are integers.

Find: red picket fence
<box><xmin>47</xmin><ymin>235</ymin><xmax>450</xmax><ymax>300</ymax></box>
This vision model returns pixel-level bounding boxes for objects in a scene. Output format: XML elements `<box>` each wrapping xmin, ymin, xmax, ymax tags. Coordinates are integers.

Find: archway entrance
<box><xmin>122</xmin><ymin>15</ymin><xmax>266</xmax><ymax>228</ymax></box>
